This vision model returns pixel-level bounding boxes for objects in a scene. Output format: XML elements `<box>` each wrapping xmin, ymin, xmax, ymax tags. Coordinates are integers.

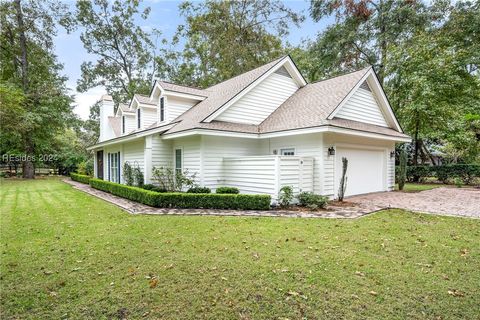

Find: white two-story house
<box><xmin>88</xmin><ymin>56</ymin><xmax>410</xmax><ymax>200</ymax></box>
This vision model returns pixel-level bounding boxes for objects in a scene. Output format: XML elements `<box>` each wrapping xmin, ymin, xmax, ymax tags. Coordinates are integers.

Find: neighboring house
<box><xmin>88</xmin><ymin>56</ymin><xmax>410</xmax><ymax>201</ymax></box>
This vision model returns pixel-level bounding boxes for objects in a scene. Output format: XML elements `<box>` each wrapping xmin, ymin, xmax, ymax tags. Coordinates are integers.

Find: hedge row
<box><xmin>396</xmin><ymin>164</ymin><xmax>480</xmax><ymax>184</ymax></box>
<box><xmin>70</xmin><ymin>173</ymin><xmax>91</xmax><ymax>184</ymax></box>
<box><xmin>89</xmin><ymin>178</ymin><xmax>271</xmax><ymax>210</ymax></box>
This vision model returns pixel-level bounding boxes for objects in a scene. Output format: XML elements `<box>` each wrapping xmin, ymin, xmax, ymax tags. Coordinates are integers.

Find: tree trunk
<box><xmin>14</xmin><ymin>0</ymin><xmax>35</xmax><ymax>179</ymax></box>
<box><xmin>377</xmin><ymin>0</ymin><xmax>387</xmax><ymax>84</ymax></box>
<box><xmin>14</xmin><ymin>0</ymin><xmax>28</xmax><ymax>91</ymax></box>
<box><xmin>413</xmin><ymin>118</ymin><xmax>419</xmax><ymax>165</ymax></box>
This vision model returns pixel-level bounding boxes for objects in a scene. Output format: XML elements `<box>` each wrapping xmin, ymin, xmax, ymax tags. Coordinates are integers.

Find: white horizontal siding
<box><xmin>123</xmin><ymin>140</ymin><xmax>145</xmax><ymax>176</ymax></box>
<box><xmin>279</xmin><ymin>157</ymin><xmax>314</xmax><ymax>195</ymax></box>
<box><xmin>151</xmin><ymin>135</ymin><xmax>173</xmax><ymax>169</ymax></box>
<box><xmin>223</xmin><ymin>157</ymin><xmax>277</xmax><ymax>196</ymax></box>
<box><xmin>141</xmin><ymin>107</ymin><xmax>157</xmax><ymax>129</ymax></box>
<box><xmin>165</xmin><ymin>97</ymin><xmax>196</xmax><ymax>123</ymax></box>
<box><xmin>387</xmin><ymin>146</ymin><xmax>395</xmax><ymax>191</ymax></box>
<box><xmin>215</xmin><ymin>72</ymin><xmax>299</xmax><ymax>125</ymax></box>
<box><xmin>123</xmin><ymin>115</ymin><xmax>136</xmax><ymax>135</ymax></box>
<box><xmin>335</xmin><ymin>87</ymin><xmax>388</xmax><ymax>127</ymax></box>
<box><xmin>201</xmin><ymin>136</ymin><xmax>262</xmax><ymax>190</ymax></box>
<box><xmin>173</xmin><ymin>136</ymin><xmax>201</xmax><ymax>185</ymax></box>
<box><xmin>323</xmin><ymin>145</ymin><xmax>335</xmax><ymax>198</ymax></box>
<box><xmin>264</xmin><ymin>133</ymin><xmax>323</xmax><ymax>194</ymax></box>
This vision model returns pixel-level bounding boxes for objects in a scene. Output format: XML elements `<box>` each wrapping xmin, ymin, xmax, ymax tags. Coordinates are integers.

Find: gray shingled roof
<box><xmin>165</xmin><ymin>57</ymin><xmax>285</xmax><ymax>134</ymax></box>
<box><xmin>259</xmin><ymin>68</ymin><xmax>370</xmax><ymax>133</ymax></box>
<box><xmin>134</xmin><ymin>94</ymin><xmax>157</xmax><ymax>105</ymax></box>
<box><xmin>118</xmin><ymin>103</ymin><xmax>133</xmax><ymax>113</ymax></box>
<box><xmin>159</xmin><ymin>81</ymin><xmax>208</xmax><ymax>97</ymax></box>
<box><xmin>107</xmin><ymin>57</ymin><xmax>408</xmax><ymax>140</ymax></box>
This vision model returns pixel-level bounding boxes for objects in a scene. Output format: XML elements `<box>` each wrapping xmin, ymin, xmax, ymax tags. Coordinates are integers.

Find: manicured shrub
<box><xmin>297</xmin><ymin>192</ymin><xmax>329</xmax><ymax>210</ymax></box>
<box><xmin>400</xmin><ymin>164</ymin><xmax>480</xmax><ymax>185</ymax></box>
<box><xmin>142</xmin><ymin>184</ymin><xmax>167</xmax><ymax>193</ymax></box>
<box><xmin>278</xmin><ymin>186</ymin><xmax>294</xmax><ymax>208</ymax></box>
<box><xmin>89</xmin><ymin>179</ymin><xmax>270</xmax><ymax>210</ymax></box>
<box><xmin>216</xmin><ymin>186</ymin><xmax>239</xmax><ymax>194</ymax></box>
<box><xmin>187</xmin><ymin>187</ymin><xmax>211</xmax><ymax>193</ymax></box>
<box><xmin>70</xmin><ymin>173</ymin><xmax>91</xmax><ymax>184</ymax></box>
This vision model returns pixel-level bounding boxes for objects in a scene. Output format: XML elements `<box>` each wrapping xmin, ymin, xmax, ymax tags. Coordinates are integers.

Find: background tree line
<box><xmin>1</xmin><ymin>0</ymin><xmax>478</xmax><ymax>178</ymax></box>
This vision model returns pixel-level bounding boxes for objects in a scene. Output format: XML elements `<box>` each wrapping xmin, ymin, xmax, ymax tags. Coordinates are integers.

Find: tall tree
<box><xmin>75</xmin><ymin>0</ymin><xmax>157</xmax><ymax>104</ymax></box>
<box><xmin>159</xmin><ymin>0</ymin><xmax>304</xmax><ymax>88</ymax></box>
<box><xmin>307</xmin><ymin>0</ymin><xmax>436</xmax><ymax>83</ymax></box>
<box><xmin>386</xmin><ymin>1</ymin><xmax>480</xmax><ymax>164</ymax></box>
<box><xmin>0</xmin><ymin>0</ymin><xmax>74</xmax><ymax>178</ymax></box>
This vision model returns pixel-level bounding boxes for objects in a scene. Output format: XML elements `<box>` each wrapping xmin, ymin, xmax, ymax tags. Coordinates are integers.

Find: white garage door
<box><xmin>335</xmin><ymin>148</ymin><xmax>385</xmax><ymax>197</ymax></box>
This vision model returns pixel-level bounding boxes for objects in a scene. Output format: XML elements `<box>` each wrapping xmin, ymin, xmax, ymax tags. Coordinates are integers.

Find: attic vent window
<box><xmin>274</xmin><ymin>66</ymin><xmax>292</xmax><ymax>78</ymax></box>
<box><xmin>360</xmin><ymin>81</ymin><xmax>371</xmax><ymax>92</ymax></box>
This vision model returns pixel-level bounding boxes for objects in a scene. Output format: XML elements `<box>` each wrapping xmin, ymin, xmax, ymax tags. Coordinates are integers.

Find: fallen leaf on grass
<box><xmin>355</xmin><ymin>271</ymin><xmax>365</xmax><ymax>277</ymax></box>
<box><xmin>221</xmin><ymin>276</ymin><xmax>228</xmax><ymax>281</ymax></box>
<box><xmin>149</xmin><ymin>278</ymin><xmax>158</xmax><ymax>288</ymax></box>
<box><xmin>448</xmin><ymin>289</ymin><xmax>464</xmax><ymax>297</ymax></box>
<box><xmin>460</xmin><ymin>249</ymin><xmax>468</xmax><ymax>257</ymax></box>
<box><xmin>369</xmin><ymin>291</ymin><xmax>378</xmax><ymax>296</ymax></box>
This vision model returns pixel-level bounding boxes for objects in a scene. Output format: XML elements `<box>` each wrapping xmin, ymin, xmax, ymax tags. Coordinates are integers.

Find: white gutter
<box><xmin>87</xmin><ymin>123</ymin><xmax>177</xmax><ymax>150</ymax></box>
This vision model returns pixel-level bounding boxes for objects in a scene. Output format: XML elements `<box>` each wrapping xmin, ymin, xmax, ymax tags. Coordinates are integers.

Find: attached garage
<box><xmin>334</xmin><ymin>147</ymin><xmax>386</xmax><ymax>197</ymax></box>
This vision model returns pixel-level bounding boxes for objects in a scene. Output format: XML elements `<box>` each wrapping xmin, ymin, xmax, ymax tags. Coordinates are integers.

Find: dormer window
<box><xmin>137</xmin><ymin>108</ymin><xmax>141</xmax><ymax>129</ymax></box>
<box><xmin>122</xmin><ymin>116</ymin><xmax>125</xmax><ymax>134</ymax></box>
<box><xmin>160</xmin><ymin>97</ymin><xmax>165</xmax><ymax>122</ymax></box>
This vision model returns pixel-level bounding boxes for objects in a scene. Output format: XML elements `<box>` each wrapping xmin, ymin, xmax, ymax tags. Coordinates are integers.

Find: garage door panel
<box><xmin>335</xmin><ymin>148</ymin><xmax>385</xmax><ymax>197</ymax></box>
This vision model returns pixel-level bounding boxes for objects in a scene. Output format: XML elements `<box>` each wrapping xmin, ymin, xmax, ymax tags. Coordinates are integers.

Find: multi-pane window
<box><xmin>175</xmin><ymin>148</ymin><xmax>182</xmax><ymax>175</ymax></box>
<box><xmin>160</xmin><ymin>97</ymin><xmax>165</xmax><ymax>122</ymax></box>
<box><xmin>280</xmin><ymin>148</ymin><xmax>295</xmax><ymax>156</ymax></box>
<box><xmin>108</xmin><ymin>152</ymin><xmax>120</xmax><ymax>183</ymax></box>
<box><xmin>137</xmin><ymin>108</ymin><xmax>141</xmax><ymax>129</ymax></box>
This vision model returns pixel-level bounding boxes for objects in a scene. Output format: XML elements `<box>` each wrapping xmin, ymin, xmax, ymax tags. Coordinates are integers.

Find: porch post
<box><xmin>144</xmin><ymin>136</ymin><xmax>153</xmax><ymax>184</ymax></box>
<box><xmin>93</xmin><ymin>151</ymin><xmax>97</xmax><ymax>178</ymax></box>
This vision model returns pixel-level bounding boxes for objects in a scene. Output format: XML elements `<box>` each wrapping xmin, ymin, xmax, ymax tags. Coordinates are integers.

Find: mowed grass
<box><xmin>1</xmin><ymin>178</ymin><xmax>479</xmax><ymax>320</ymax></box>
<box><xmin>395</xmin><ymin>183</ymin><xmax>444</xmax><ymax>192</ymax></box>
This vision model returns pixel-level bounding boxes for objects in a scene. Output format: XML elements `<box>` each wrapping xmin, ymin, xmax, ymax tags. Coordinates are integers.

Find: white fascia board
<box><xmin>164</xmin><ymin>90</ymin><xmax>206</xmax><ymax>101</ymax></box>
<box><xmin>203</xmin><ymin>56</ymin><xmax>305</xmax><ymax>123</ymax></box>
<box><xmin>367</xmin><ymin>72</ymin><xmax>403</xmax><ymax>132</ymax></box>
<box><xmin>327</xmin><ymin>68</ymin><xmax>403</xmax><ymax>132</ymax></box>
<box><xmin>327</xmin><ymin>68</ymin><xmax>372</xmax><ymax>120</ymax></box>
<box><xmin>161</xmin><ymin>126</ymin><xmax>410</xmax><ymax>142</ymax></box>
<box><xmin>139</xmin><ymin>103</ymin><xmax>157</xmax><ymax>109</ymax></box>
<box><xmin>162</xmin><ymin>129</ymin><xmax>259</xmax><ymax>140</ymax></box>
<box><xmin>87</xmin><ymin>123</ymin><xmax>176</xmax><ymax>150</ymax></box>
<box><xmin>150</xmin><ymin>81</ymin><xmax>163</xmax><ymax>100</ymax></box>
<box><xmin>261</xmin><ymin>126</ymin><xmax>410</xmax><ymax>142</ymax></box>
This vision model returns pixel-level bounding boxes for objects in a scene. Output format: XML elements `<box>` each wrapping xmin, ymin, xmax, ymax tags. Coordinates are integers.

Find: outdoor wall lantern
<box><xmin>328</xmin><ymin>147</ymin><xmax>336</xmax><ymax>156</ymax></box>
<box><xmin>390</xmin><ymin>151</ymin><xmax>396</xmax><ymax>158</ymax></box>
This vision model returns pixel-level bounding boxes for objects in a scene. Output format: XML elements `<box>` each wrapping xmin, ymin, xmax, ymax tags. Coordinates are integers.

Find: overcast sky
<box><xmin>55</xmin><ymin>0</ymin><xmax>330</xmax><ymax>120</ymax></box>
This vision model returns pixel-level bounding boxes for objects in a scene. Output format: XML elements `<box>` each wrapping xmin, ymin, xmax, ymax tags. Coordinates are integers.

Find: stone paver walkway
<box><xmin>64</xmin><ymin>179</ymin><xmax>479</xmax><ymax>219</ymax></box>
<box><xmin>348</xmin><ymin>187</ymin><xmax>480</xmax><ymax>219</ymax></box>
<box><xmin>64</xmin><ymin>179</ymin><xmax>379</xmax><ymax>219</ymax></box>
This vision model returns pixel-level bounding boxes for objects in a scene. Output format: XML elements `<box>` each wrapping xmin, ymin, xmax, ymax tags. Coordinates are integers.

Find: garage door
<box><xmin>335</xmin><ymin>148</ymin><xmax>385</xmax><ymax>197</ymax></box>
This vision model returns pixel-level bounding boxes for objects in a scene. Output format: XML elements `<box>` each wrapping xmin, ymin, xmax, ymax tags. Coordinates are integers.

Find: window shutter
<box><xmin>160</xmin><ymin>97</ymin><xmax>165</xmax><ymax>122</ymax></box>
<box><xmin>117</xmin><ymin>152</ymin><xmax>121</xmax><ymax>183</ymax></box>
<box><xmin>107</xmin><ymin>153</ymin><xmax>111</xmax><ymax>181</ymax></box>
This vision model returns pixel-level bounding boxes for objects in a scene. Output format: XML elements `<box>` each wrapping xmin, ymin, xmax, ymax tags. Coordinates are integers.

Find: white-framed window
<box><xmin>174</xmin><ymin>148</ymin><xmax>183</xmax><ymax>174</ymax></box>
<box><xmin>160</xmin><ymin>97</ymin><xmax>165</xmax><ymax>122</ymax></box>
<box><xmin>108</xmin><ymin>152</ymin><xmax>120</xmax><ymax>183</ymax></box>
<box><xmin>137</xmin><ymin>108</ymin><xmax>141</xmax><ymax>129</ymax></box>
<box><xmin>280</xmin><ymin>148</ymin><xmax>295</xmax><ymax>156</ymax></box>
<box><xmin>122</xmin><ymin>116</ymin><xmax>125</xmax><ymax>134</ymax></box>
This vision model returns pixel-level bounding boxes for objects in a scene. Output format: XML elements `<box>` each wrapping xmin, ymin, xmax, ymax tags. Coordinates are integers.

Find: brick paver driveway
<box><xmin>348</xmin><ymin>187</ymin><xmax>480</xmax><ymax>218</ymax></box>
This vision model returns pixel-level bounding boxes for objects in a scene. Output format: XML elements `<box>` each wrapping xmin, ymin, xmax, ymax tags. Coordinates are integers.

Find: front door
<box><xmin>97</xmin><ymin>150</ymin><xmax>104</xmax><ymax>179</ymax></box>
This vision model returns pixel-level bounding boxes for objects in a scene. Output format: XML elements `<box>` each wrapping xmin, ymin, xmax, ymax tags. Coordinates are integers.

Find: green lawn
<box><xmin>395</xmin><ymin>183</ymin><xmax>444</xmax><ymax>192</ymax></box>
<box><xmin>1</xmin><ymin>178</ymin><xmax>479</xmax><ymax>319</ymax></box>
